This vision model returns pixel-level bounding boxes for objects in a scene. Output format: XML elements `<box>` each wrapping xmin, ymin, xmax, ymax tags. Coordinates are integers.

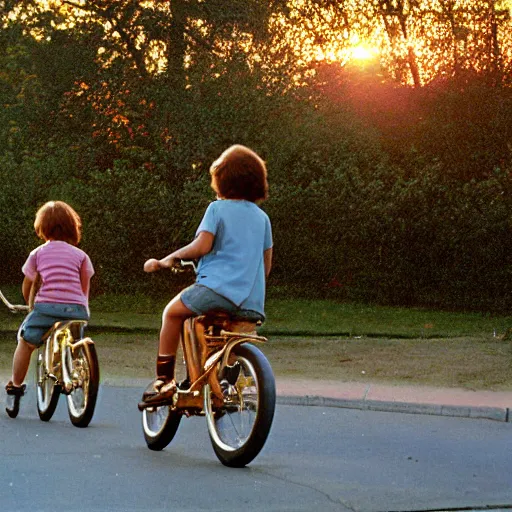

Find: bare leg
<box><xmin>159</xmin><ymin>294</ymin><xmax>194</xmax><ymax>357</ymax></box>
<box><xmin>11</xmin><ymin>338</ymin><xmax>37</xmax><ymax>387</ymax></box>
<box><xmin>143</xmin><ymin>295</ymin><xmax>194</xmax><ymax>398</ymax></box>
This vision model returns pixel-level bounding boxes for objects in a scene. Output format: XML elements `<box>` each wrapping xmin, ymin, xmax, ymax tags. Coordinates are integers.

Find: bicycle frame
<box><xmin>169</xmin><ymin>315</ymin><xmax>268</xmax><ymax>413</ymax></box>
<box><xmin>0</xmin><ymin>288</ymin><xmax>93</xmax><ymax>393</ymax></box>
<box><xmin>140</xmin><ymin>262</ymin><xmax>276</xmax><ymax>466</ymax></box>
<box><xmin>2</xmin><ymin>281</ymin><xmax>100</xmax><ymax>426</ymax></box>
<box><xmin>40</xmin><ymin>320</ymin><xmax>94</xmax><ymax>394</ymax></box>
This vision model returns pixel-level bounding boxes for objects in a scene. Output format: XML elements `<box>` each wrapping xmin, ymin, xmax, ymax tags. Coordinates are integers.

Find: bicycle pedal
<box><xmin>5</xmin><ymin>383</ymin><xmax>26</xmax><ymax>395</ymax></box>
<box><xmin>138</xmin><ymin>397</ymin><xmax>172</xmax><ymax>411</ymax></box>
<box><xmin>139</xmin><ymin>381</ymin><xmax>177</xmax><ymax>411</ymax></box>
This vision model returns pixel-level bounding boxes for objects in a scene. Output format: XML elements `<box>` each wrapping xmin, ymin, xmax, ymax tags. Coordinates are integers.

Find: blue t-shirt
<box><xmin>195</xmin><ymin>199</ymin><xmax>272</xmax><ymax>316</ymax></box>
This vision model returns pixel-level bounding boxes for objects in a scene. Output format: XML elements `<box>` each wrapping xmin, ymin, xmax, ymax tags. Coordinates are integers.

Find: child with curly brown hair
<box><xmin>143</xmin><ymin>145</ymin><xmax>273</xmax><ymax>402</ymax></box>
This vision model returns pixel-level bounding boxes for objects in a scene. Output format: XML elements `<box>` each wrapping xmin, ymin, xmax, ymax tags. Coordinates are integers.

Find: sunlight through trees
<box><xmin>0</xmin><ymin>1</ymin><xmax>510</xmax><ymax>310</ymax></box>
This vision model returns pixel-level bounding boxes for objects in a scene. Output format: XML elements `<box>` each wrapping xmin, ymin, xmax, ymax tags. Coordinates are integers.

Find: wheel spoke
<box><xmin>204</xmin><ymin>343</ymin><xmax>276</xmax><ymax>467</ymax></box>
<box><xmin>142</xmin><ymin>403</ymin><xmax>182</xmax><ymax>450</ymax></box>
<box><xmin>143</xmin><ymin>406</ymin><xmax>170</xmax><ymax>436</ymax></box>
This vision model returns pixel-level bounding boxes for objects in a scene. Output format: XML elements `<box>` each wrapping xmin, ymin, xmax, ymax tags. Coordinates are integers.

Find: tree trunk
<box><xmin>167</xmin><ymin>0</ymin><xmax>187</xmax><ymax>92</ymax></box>
<box><xmin>379</xmin><ymin>0</ymin><xmax>421</xmax><ymax>87</ymax></box>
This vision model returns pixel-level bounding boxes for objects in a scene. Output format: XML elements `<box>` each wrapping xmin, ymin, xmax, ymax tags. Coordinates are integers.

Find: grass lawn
<box><xmin>0</xmin><ymin>289</ymin><xmax>510</xmax><ymax>390</ymax></box>
<box><xmin>82</xmin><ymin>332</ymin><xmax>512</xmax><ymax>391</ymax></box>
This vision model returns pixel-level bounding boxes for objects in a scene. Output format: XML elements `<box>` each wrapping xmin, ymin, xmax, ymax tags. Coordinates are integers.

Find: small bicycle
<box><xmin>1</xmin><ymin>288</ymin><xmax>100</xmax><ymax>427</ymax></box>
<box><xmin>138</xmin><ymin>261</ymin><xmax>276</xmax><ymax>467</ymax></box>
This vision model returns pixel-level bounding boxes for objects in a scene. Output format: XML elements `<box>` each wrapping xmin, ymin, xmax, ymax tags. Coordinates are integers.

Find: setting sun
<box><xmin>350</xmin><ymin>44</ymin><xmax>377</xmax><ymax>61</ymax></box>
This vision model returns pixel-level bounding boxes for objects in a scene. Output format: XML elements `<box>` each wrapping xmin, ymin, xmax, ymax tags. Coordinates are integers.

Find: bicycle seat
<box><xmin>231</xmin><ymin>310</ymin><xmax>264</xmax><ymax>323</ymax></box>
<box><xmin>197</xmin><ymin>309</ymin><xmax>263</xmax><ymax>334</ymax></box>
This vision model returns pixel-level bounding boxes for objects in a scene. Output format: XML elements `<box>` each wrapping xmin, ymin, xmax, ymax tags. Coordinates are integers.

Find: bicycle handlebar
<box><xmin>0</xmin><ymin>290</ymin><xmax>29</xmax><ymax>313</ymax></box>
<box><xmin>171</xmin><ymin>260</ymin><xmax>197</xmax><ymax>274</ymax></box>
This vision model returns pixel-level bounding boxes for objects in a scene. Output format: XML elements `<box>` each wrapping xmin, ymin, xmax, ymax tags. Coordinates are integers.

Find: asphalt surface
<box><xmin>1</xmin><ymin>385</ymin><xmax>512</xmax><ymax>512</ymax></box>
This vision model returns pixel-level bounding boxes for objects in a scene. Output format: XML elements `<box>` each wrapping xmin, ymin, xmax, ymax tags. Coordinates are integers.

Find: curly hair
<box><xmin>210</xmin><ymin>145</ymin><xmax>268</xmax><ymax>203</ymax></box>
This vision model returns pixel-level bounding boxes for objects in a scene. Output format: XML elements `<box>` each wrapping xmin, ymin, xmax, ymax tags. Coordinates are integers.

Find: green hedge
<box><xmin>1</xmin><ymin>136</ymin><xmax>508</xmax><ymax>312</ymax></box>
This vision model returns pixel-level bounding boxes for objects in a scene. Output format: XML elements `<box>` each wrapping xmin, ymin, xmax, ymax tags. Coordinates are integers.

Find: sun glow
<box><xmin>350</xmin><ymin>44</ymin><xmax>377</xmax><ymax>61</ymax></box>
<box><xmin>4</xmin><ymin>0</ymin><xmax>512</xmax><ymax>88</ymax></box>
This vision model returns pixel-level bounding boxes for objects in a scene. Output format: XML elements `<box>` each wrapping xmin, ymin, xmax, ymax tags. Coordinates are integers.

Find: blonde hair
<box><xmin>210</xmin><ymin>145</ymin><xmax>268</xmax><ymax>202</ymax></box>
<box><xmin>34</xmin><ymin>201</ymin><xmax>82</xmax><ymax>246</ymax></box>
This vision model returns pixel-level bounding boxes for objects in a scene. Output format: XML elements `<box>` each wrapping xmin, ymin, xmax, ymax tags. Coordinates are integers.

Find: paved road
<box><xmin>1</xmin><ymin>385</ymin><xmax>511</xmax><ymax>512</ymax></box>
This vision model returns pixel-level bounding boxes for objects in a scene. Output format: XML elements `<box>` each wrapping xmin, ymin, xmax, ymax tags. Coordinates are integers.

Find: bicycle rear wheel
<box><xmin>36</xmin><ymin>343</ymin><xmax>61</xmax><ymax>422</ymax></box>
<box><xmin>204</xmin><ymin>343</ymin><xmax>276</xmax><ymax>467</ymax></box>
<box><xmin>63</xmin><ymin>340</ymin><xmax>100</xmax><ymax>428</ymax></box>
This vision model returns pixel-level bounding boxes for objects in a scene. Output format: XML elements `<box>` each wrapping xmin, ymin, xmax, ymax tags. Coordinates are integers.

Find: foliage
<box><xmin>280</xmin><ymin>0</ymin><xmax>512</xmax><ymax>87</ymax></box>
<box><xmin>0</xmin><ymin>2</ymin><xmax>510</xmax><ymax>313</ymax></box>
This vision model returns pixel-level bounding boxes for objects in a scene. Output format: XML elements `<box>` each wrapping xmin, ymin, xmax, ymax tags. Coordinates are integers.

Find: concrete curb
<box><xmin>277</xmin><ymin>395</ymin><xmax>511</xmax><ymax>423</ymax></box>
<box><xmin>100</xmin><ymin>378</ymin><xmax>511</xmax><ymax>423</ymax></box>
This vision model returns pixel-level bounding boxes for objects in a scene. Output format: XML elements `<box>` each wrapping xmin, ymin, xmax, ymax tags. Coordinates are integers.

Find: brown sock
<box><xmin>156</xmin><ymin>355</ymin><xmax>176</xmax><ymax>381</ymax></box>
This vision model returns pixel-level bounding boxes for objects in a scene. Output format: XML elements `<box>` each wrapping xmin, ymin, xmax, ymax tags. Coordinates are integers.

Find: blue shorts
<box><xmin>18</xmin><ymin>303</ymin><xmax>89</xmax><ymax>347</ymax></box>
<box><xmin>180</xmin><ymin>284</ymin><xmax>264</xmax><ymax>321</ymax></box>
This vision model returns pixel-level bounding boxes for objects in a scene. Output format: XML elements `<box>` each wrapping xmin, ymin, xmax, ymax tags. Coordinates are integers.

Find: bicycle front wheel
<box><xmin>141</xmin><ymin>343</ymin><xmax>185</xmax><ymax>451</ymax></box>
<box><xmin>36</xmin><ymin>343</ymin><xmax>61</xmax><ymax>422</ymax></box>
<box><xmin>63</xmin><ymin>340</ymin><xmax>100</xmax><ymax>428</ymax></box>
<box><xmin>142</xmin><ymin>405</ymin><xmax>182</xmax><ymax>451</ymax></box>
<box><xmin>204</xmin><ymin>343</ymin><xmax>276</xmax><ymax>468</ymax></box>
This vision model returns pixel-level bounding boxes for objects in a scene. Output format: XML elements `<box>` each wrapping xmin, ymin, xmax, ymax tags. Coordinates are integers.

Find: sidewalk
<box><xmin>276</xmin><ymin>378</ymin><xmax>512</xmax><ymax>423</ymax></box>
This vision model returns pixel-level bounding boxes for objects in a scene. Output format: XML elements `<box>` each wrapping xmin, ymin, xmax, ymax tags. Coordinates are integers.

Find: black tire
<box><xmin>204</xmin><ymin>343</ymin><xmax>276</xmax><ymax>468</ymax></box>
<box><xmin>36</xmin><ymin>345</ymin><xmax>61</xmax><ymax>422</ymax></box>
<box><xmin>142</xmin><ymin>405</ymin><xmax>182</xmax><ymax>451</ymax></box>
<box><xmin>63</xmin><ymin>341</ymin><xmax>100</xmax><ymax>428</ymax></box>
<box><xmin>141</xmin><ymin>342</ymin><xmax>185</xmax><ymax>450</ymax></box>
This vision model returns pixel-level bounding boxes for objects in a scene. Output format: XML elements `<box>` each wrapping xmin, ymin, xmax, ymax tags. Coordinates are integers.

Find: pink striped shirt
<box><xmin>22</xmin><ymin>241</ymin><xmax>94</xmax><ymax>307</ymax></box>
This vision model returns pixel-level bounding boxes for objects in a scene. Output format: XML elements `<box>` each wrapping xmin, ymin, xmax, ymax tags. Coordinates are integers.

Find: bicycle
<box><xmin>1</xmin><ymin>287</ymin><xmax>100</xmax><ymax>427</ymax></box>
<box><xmin>138</xmin><ymin>261</ymin><xmax>276</xmax><ymax>467</ymax></box>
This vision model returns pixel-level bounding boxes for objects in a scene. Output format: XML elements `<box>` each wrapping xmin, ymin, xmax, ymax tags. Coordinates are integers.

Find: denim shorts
<box><xmin>180</xmin><ymin>284</ymin><xmax>238</xmax><ymax>315</ymax></box>
<box><xmin>180</xmin><ymin>284</ymin><xmax>264</xmax><ymax>321</ymax></box>
<box><xmin>18</xmin><ymin>303</ymin><xmax>89</xmax><ymax>347</ymax></box>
